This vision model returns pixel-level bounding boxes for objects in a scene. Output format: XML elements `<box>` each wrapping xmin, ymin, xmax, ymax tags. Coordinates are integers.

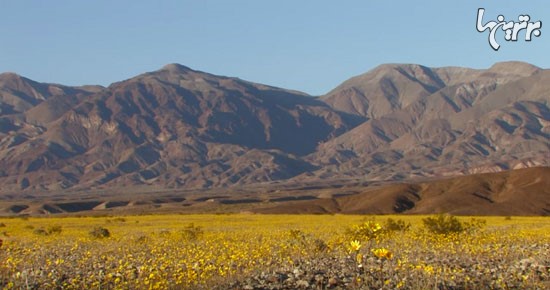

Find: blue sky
<box><xmin>0</xmin><ymin>1</ymin><xmax>548</xmax><ymax>95</ymax></box>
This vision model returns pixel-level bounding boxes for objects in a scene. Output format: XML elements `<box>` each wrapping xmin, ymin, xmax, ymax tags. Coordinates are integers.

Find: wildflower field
<box><xmin>0</xmin><ymin>214</ymin><xmax>548</xmax><ymax>289</ymax></box>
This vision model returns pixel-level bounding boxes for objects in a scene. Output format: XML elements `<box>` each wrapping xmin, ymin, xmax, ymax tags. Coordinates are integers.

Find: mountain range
<box><xmin>0</xmin><ymin>62</ymin><xmax>548</xmax><ymax>196</ymax></box>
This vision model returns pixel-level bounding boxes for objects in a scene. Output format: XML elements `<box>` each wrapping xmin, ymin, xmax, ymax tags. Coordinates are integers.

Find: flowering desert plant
<box><xmin>371</xmin><ymin>247</ymin><xmax>393</xmax><ymax>260</ymax></box>
<box><xmin>384</xmin><ymin>218</ymin><xmax>411</xmax><ymax>232</ymax></box>
<box><xmin>349</xmin><ymin>240</ymin><xmax>361</xmax><ymax>252</ymax></box>
<box><xmin>89</xmin><ymin>226</ymin><xmax>110</xmax><ymax>238</ymax></box>
<box><xmin>422</xmin><ymin>214</ymin><xmax>486</xmax><ymax>235</ymax></box>
<box><xmin>422</xmin><ymin>214</ymin><xmax>463</xmax><ymax>234</ymax></box>
<box><xmin>0</xmin><ymin>215</ymin><xmax>546</xmax><ymax>289</ymax></box>
<box><xmin>181</xmin><ymin>223</ymin><xmax>203</xmax><ymax>241</ymax></box>
<box><xmin>345</xmin><ymin>220</ymin><xmax>383</xmax><ymax>242</ymax></box>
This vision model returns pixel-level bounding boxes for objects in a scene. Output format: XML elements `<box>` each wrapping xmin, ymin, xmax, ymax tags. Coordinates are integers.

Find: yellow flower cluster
<box><xmin>0</xmin><ymin>215</ymin><xmax>547</xmax><ymax>289</ymax></box>
<box><xmin>372</xmin><ymin>247</ymin><xmax>393</xmax><ymax>260</ymax></box>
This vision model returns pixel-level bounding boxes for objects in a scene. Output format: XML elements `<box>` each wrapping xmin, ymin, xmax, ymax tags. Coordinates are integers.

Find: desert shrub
<box><xmin>384</xmin><ymin>218</ymin><xmax>411</xmax><ymax>232</ymax></box>
<box><xmin>505</xmin><ymin>216</ymin><xmax>512</xmax><ymax>220</ymax></box>
<box><xmin>463</xmin><ymin>218</ymin><xmax>486</xmax><ymax>233</ymax></box>
<box><xmin>0</xmin><ymin>222</ymin><xmax>5</xmax><ymax>227</ymax></box>
<box><xmin>182</xmin><ymin>223</ymin><xmax>203</xmax><ymax>241</ymax></box>
<box><xmin>89</xmin><ymin>226</ymin><xmax>110</xmax><ymax>238</ymax></box>
<box><xmin>33</xmin><ymin>225</ymin><xmax>62</xmax><ymax>236</ymax></box>
<box><xmin>345</xmin><ymin>220</ymin><xmax>383</xmax><ymax>241</ymax></box>
<box><xmin>312</xmin><ymin>238</ymin><xmax>328</xmax><ymax>253</ymax></box>
<box><xmin>423</xmin><ymin>214</ymin><xmax>463</xmax><ymax>234</ymax></box>
<box><xmin>47</xmin><ymin>225</ymin><xmax>63</xmax><ymax>234</ymax></box>
<box><xmin>288</xmin><ymin>229</ymin><xmax>328</xmax><ymax>253</ymax></box>
<box><xmin>422</xmin><ymin>214</ymin><xmax>485</xmax><ymax>235</ymax></box>
<box><xmin>33</xmin><ymin>228</ymin><xmax>48</xmax><ymax>236</ymax></box>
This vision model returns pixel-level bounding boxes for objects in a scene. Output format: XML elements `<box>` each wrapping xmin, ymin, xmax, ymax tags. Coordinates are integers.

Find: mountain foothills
<box><xmin>0</xmin><ymin>62</ymin><xmax>548</xmax><ymax>196</ymax></box>
<box><xmin>255</xmin><ymin>167</ymin><xmax>550</xmax><ymax>216</ymax></box>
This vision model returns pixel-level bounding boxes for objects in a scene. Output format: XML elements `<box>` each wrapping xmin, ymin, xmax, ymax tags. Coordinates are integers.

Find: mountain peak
<box><xmin>374</xmin><ymin>63</ymin><xmax>424</xmax><ymax>70</ymax></box>
<box><xmin>0</xmin><ymin>72</ymin><xmax>25</xmax><ymax>81</ymax></box>
<box><xmin>488</xmin><ymin>61</ymin><xmax>541</xmax><ymax>76</ymax></box>
<box><xmin>0</xmin><ymin>72</ymin><xmax>37</xmax><ymax>88</ymax></box>
<box><xmin>160</xmin><ymin>63</ymin><xmax>193</xmax><ymax>73</ymax></box>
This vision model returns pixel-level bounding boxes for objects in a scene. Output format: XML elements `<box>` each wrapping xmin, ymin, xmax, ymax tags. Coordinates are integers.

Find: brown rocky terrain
<box><xmin>0</xmin><ymin>64</ymin><xmax>359</xmax><ymax>193</ymax></box>
<box><xmin>309</xmin><ymin>62</ymin><xmax>549</xmax><ymax>181</ymax></box>
<box><xmin>0</xmin><ymin>62</ymin><xmax>548</xmax><ymax>215</ymax></box>
<box><xmin>254</xmin><ymin>167</ymin><xmax>550</xmax><ymax>215</ymax></box>
<box><xmin>0</xmin><ymin>167</ymin><xmax>547</xmax><ymax>216</ymax></box>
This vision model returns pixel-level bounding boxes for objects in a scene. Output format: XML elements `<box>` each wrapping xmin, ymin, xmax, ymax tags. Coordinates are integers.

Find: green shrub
<box><xmin>384</xmin><ymin>218</ymin><xmax>411</xmax><ymax>232</ymax></box>
<box><xmin>422</xmin><ymin>214</ymin><xmax>464</xmax><ymax>234</ymax></box>
<box><xmin>33</xmin><ymin>225</ymin><xmax>62</xmax><ymax>236</ymax></box>
<box><xmin>89</xmin><ymin>226</ymin><xmax>110</xmax><ymax>238</ymax></box>
<box><xmin>422</xmin><ymin>214</ymin><xmax>485</xmax><ymax>235</ymax></box>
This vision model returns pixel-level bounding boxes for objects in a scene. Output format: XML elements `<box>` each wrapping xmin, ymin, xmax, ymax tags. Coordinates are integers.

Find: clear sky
<box><xmin>1</xmin><ymin>1</ymin><xmax>548</xmax><ymax>95</ymax></box>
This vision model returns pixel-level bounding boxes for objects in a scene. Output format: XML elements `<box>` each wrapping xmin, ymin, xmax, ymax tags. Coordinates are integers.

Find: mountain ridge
<box><xmin>0</xmin><ymin>62</ymin><xmax>548</xmax><ymax>196</ymax></box>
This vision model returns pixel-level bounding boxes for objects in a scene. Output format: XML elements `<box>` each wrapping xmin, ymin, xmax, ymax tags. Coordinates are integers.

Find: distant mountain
<box><xmin>0</xmin><ymin>64</ymin><xmax>358</xmax><ymax>193</ymax></box>
<box><xmin>310</xmin><ymin>61</ymin><xmax>549</xmax><ymax>181</ymax></box>
<box><xmin>0</xmin><ymin>62</ymin><xmax>548</xmax><ymax>195</ymax></box>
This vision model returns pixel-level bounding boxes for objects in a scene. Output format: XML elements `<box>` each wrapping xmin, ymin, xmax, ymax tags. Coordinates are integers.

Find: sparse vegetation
<box><xmin>345</xmin><ymin>219</ymin><xmax>383</xmax><ymax>241</ymax></box>
<box><xmin>0</xmin><ymin>215</ymin><xmax>547</xmax><ymax>289</ymax></box>
<box><xmin>422</xmin><ymin>214</ymin><xmax>485</xmax><ymax>235</ymax></box>
<box><xmin>106</xmin><ymin>217</ymin><xmax>127</xmax><ymax>223</ymax></box>
<box><xmin>89</xmin><ymin>226</ymin><xmax>110</xmax><ymax>239</ymax></box>
<box><xmin>33</xmin><ymin>225</ymin><xmax>62</xmax><ymax>236</ymax></box>
<box><xmin>181</xmin><ymin>223</ymin><xmax>203</xmax><ymax>241</ymax></box>
<box><xmin>384</xmin><ymin>217</ymin><xmax>411</xmax><ymax>232</ymax></box>
<box><xmin>288</xmin><ymin>229</ymin><xmax>328</xmax><ymax>254</ymax></box>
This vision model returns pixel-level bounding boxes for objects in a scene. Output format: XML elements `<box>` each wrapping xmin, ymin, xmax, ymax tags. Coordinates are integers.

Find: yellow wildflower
<box><xmin>372</xmin><ymin>248</ymin><xmax>393</xmax><ymax>260</ymax></box>
<box><xmin>349</xmin><ymin>240</ymin><xmax>362</xmax><ymax>252</ymax></box>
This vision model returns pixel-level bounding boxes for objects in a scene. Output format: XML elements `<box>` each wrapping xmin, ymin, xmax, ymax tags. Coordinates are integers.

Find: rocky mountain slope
<box><xmin>310</xmin><ymin>62</ymin><xmax>549</xmax><ymax>181</ymax></box>
<box><xmin>0</xmin><ymin>62</ymin><xmax>548</xmax><ymax>195</ymax></box>
<box><xmin>0</xmin><ymin>64</ymin><xmax>358</xmax><ymax>193</ymax></box>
